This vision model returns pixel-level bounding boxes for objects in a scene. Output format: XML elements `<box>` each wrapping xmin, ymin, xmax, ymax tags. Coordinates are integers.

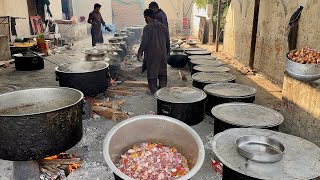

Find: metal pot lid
<box><xmin>155</xmin><ymin>87</ymin><xmax>207</xmax><ymax>103</ymax></box>
<box><xmin>186</xmin><ymin>50</ymin><xmax>212</xmax><ymax>55</ymax></box>
<box><xmin>13</xmin><ymin>53</ymin><xmax>37</xmax><ymax>58</ymax></box>
<box><xmin>211</xmin><ymin>103</ymin><xmax>284</xmax><ymax>127</ymax></box>
<box><xmin>192</xmin><ymin>72</ymin><xmax>236</xmax><ymax>83</ymax></box>
<box><xmin>184</xmin><ymin>48</ymin><xmax>206</xmax><ymax>51</ymax></box>
<box><xmin>56</xmin><ymin>61</ymin><xmax>109</xmax><ymax>73</ymax></box>
<box><xmin>193</xmin><ymin>65</ymin><xmax>230</xmax><ymax>72</ymax></box>
<box><xmin>204</xmin><ymin>83</ymin><xmax>256</xmax><ymax>98</ymax></box>
<box><xmin>83</xmin><ymin>49</ymin><xmax>106</xmax><ymax>55</ymax></box>
<box><xmin>191</xmin><ymin>59</ymin><xmax>224</xmax><ymax>66</ymax></box>
<box><xmin>189</xmin><ymin>55</ymin><xmax>216</xmax><ymax>60</ymax></box>
<box><xmin>172</xmin><ymin>48</ymin><xmax>184</xmax><ymax>52</ymax></box>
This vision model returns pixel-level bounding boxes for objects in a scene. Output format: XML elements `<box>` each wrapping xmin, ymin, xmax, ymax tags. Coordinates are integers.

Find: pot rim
<box><xmin>211</xmin><ymin>102</ymin><xmax>284</xmax><ymax>127</ymax></box>
<box><xmin>83</xmin><ymin>50</ymin><xmax>107</xmax><ymax>55</ymax></box>
<box><xmin>204</xmin><ymin>82</ymin><xmax>257</xmax><ymax>98</ymax></box>
<box><xmin>154</xmin><ymin>87</ymin><xmax>207</xmax><ymax>103</ymax></box>
<box><xmin>0</xmin><ymin>87</ymin><xmax>84</xmax><ymax>117</ymax></box>
<box><xmin>55</xmin><ymin>62</ymin><xmax>109</xmax><ymax>74</ymax></box>
<box><xmin>190</xmin><ymin>59</ymin><xmax>224</xmax><ymax>67</ymax></box>
<box><xmin>192</xmin><ymin>72</ymin><xmax>236</xmax><ymax>83</ymax></box>
<box><xmin>103</xmin><ymin>115</ymin><xmax>205</xmax><ymax>180</ymax></box>
<box><xmin>193</xmin><ymin>65</ymin><xmax>230</xmax><ymax>72</ymax></box>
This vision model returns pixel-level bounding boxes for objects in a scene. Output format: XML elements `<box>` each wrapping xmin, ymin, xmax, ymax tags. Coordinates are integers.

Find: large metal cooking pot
<box><xmin>204</xmin><ymin>83</ymin><xmax>256</xmax><ymax>114</ymax></box>
<box><xmin>192</xmin><ymin>65</ymin><xmax>230</xmax><ymax>75</ymax></box>
<box><xmin>83</xmin><ymin>49</ymin><xmax>109</xmax><ymax>61</ymax></box>
<box><xmin>127</xmin><ymin>27</ymin><xmax>143</xmax><ymax>43</ymax></box>
<box><xmin>192</xmin><ymin>72</ymin><xmax>236</xmax><ymax>90</ymax></box>
<box><xmin>155</xmin><ymin>87</ymin><xmax>207</xmax><ymax>125</ymax></box>
<box><xmin>55</xmin><ymin>62</ymin><xmax>109</xmax><ymax>97</ymax></box>
<box><xmin>13</xmin><ymin>53</ymin><xmax>44</xmax><ymax>71</ymax></box>
<box><xmin>0</xmin><ymin>88</ymin><xmax>83</xmax><ymax>161</ymax></box>
<box><xmin>211</xmin><ymin>103</ymin><xmax>284</xmax><ymax>135</ymax></box>
<box><xmin>103</xmin><ymin>115</ymin><xmax>205</xmax><ymax>180</ymax></box>
<box><xmin>185</xmin><ymin>50</ymin><xmax>212</xmax><ymax>56</ymax></box>
<box><xmin>286</xmin><ymin>53</ymin><xmax>320</xmax><ymax>81</ymax></box>
<box><xmin>167</xmin><ymin>48</ymin><xmax>189</xmax><ymax>67</ymax></box>
<box><xmin>189</xmin><ymin>55</ymin><xmax>216</xmax><ymax>60</ymax></box>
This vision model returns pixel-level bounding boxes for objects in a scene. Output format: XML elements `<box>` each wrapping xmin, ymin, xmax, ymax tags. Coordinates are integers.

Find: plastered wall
<box><xmin>223</xmin><ymin>0</ymin><xmax>314</xmax><ymax>85</ymax></box>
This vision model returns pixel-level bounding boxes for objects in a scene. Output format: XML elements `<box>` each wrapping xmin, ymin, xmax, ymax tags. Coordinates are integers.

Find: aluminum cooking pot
<box><xmin>103</xmin><ymin>115</ymin><xmax>205</xmax><ymax>180</ymax></box>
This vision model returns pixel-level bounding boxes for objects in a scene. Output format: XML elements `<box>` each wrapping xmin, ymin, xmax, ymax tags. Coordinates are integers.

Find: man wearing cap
<box><xmin>88</xmin><ymin>3</ymin><xmax>111</xmax><ymax>46</ymax></box>
<box><xmin>137</xmin><ymin>9</ymin><xmax>170</xmax><ymax>94</ymax></box>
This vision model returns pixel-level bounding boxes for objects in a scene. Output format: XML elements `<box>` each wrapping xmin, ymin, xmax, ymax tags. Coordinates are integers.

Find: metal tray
<box><xmin>236</xmin><ymin>135</ymin><xmax>284</xmax><ymax>163</ymax></box>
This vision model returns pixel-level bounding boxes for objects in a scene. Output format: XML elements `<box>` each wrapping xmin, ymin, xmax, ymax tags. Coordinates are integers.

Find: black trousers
<box><xmin>148</xmin><ymin>75</ymin><xmax>167</xmax><ymax>94</ymax></box>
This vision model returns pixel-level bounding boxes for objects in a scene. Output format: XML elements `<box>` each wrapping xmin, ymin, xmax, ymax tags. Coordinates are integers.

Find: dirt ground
<box><xmin>0</xmin><ymin>35</ymin><xmax>282</xmax><ymax>180</ymax></box>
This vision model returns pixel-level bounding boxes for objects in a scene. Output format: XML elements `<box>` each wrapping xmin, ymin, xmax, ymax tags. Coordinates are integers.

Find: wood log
<box><xmin>105</xmin><ymin>90</ymin><xmax>132</xmax><ymax>97</ymax></box>
<box><xmin>122</xmin><ymin>80</ymin><xmax>149</xmax><ymax>87</ymax></box>
<box><xmin>38</xmin><ymin>158</ymin><xmax>81</xmax><ymax>165</ymax></box>
<box><xmin>112</xmin><ymin>111</ymin><xmax>129</xmax><ymax>122</ymax></box>
<box><xmin>92</xmin><ymin>106</ymin><xmax>114</xmax><ymax>120</ymax></box>
<box><xmin>179</xmin><ymin>70</ymin><xmax>187</xmax><ymax>81</ymax></box>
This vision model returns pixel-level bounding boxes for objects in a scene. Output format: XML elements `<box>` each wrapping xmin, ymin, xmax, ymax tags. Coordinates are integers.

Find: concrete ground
<box><xmin>0</xmin><ymin>35</ymin><xmax>282</xmax><ymax>180</ymax></box>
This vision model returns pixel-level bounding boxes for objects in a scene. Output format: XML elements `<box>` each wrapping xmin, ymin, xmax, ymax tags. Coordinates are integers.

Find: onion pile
<box><xmin>288</xmin><ymin>47</ymin><xmax>320</xmax><ymax>64</ymax></box>
<box><xmin>117</xmin><ymin>142</ymin><xmax>190</xmax><ymax>180</ymax></box>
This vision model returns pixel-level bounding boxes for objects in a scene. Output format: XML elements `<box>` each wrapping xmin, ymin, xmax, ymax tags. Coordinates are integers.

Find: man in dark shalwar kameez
<box><xmin>149</xmin><ymin>2</ymin><xmax>168</xmax><ymax>28</ymax></box>
<box><xmin>137</xmin><ymin>9</ymin><xmax>170</xmax><ymax>94</ymax></box>
<box><xmin>88</xmin><ymin>3</ymin><xmax>111</xmax><ymax>47</ymax></box>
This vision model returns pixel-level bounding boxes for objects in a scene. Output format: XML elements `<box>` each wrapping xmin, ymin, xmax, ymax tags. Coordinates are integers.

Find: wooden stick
<box><xmin>249</xmin><ymin>0</ymin><xmax>261</xmax><ymax>70</ymax></box>
<box><xmin>39</xmin><ymin>158</ymin><xmax>81</xmax><ymax>165</ymax></box>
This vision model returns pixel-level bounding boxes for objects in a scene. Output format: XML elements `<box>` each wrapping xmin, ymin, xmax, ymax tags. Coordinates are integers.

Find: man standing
<box><xmin>88</xmin><ymin>3</ymin><xmax>111</xmax><ymax>47</ymax></box>
<box><xmin>149</xmin><ymin>2</ymin><xmax>168</xmax><ymax>28</ymax></box>
<box><xmin>138</xmin><ymin>9</ymin><xmax>170</xmax><ymax>94</ymax></box>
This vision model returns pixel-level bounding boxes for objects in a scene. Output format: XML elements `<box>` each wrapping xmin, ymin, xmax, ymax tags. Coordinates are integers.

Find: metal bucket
<box><xmin>103</xmin><ymin>115</ymin><xmax>205</xmax><ymax>180</ymax></box>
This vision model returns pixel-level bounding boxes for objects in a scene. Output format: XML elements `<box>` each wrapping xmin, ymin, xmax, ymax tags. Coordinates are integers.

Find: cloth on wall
<box><xmin>10</xmin><ymin>17</ymin><xmax>17</xmax><ymax>36</ymax></box>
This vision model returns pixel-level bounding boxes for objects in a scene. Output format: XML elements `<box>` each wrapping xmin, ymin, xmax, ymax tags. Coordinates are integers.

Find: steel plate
<box><xmin>236</xmin><ymin>135</ymin><xmax>285</xmax><ymax>163</ymax></box>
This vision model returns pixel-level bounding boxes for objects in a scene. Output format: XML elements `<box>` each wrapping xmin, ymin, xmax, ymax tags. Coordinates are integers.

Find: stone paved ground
<box><xmin>0</xmin><ymin>35</ymin><xmax>282</xmax><ymax>180</ymax></box>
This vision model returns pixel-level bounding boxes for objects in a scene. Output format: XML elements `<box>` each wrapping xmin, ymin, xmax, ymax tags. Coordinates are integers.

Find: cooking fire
<box><xmin>38</xmin><ymin>153</ymin><xmax>82</xmax><ymax>180</ymax></box>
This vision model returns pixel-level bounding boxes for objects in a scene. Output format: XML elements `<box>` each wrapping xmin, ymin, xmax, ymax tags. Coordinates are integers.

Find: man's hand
<box><xmin>105</xmin><ymin>26</ymin><xmax>112</xmax><ymax>32</ymax></box>
<box><xmin>136</xmin><ymin>53</ymin><xmax>142</xmax><ymax>61</ymax></box>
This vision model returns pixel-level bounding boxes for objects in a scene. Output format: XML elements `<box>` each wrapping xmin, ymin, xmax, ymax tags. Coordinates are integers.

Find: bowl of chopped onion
<box><xmin>103</xmin><ymin>115</ymin><xmax>205</xmax><ymax>180</ymax></box>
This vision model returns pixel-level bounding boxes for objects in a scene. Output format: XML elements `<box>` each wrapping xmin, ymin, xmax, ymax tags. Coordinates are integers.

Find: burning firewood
<box><xmin>39</xmin><ymin>153</ymin><xmax>81</xmax><ymax>180</ymax></box>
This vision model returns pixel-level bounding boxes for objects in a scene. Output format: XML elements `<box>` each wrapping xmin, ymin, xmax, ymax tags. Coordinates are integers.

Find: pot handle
<box><xmin>32</xmin><ymin>58</ymin><xmax>39</xmax><ymax>64</ymax></box>
<box><xmin>55</xmin><ymin>71</ymin><xmax>59</xmax><ymax>81</ymax></box>
<box><xmin>81</xmin><ymin>99</ymin><xmax>86</xmax><ymax>115</ymax></box>
<box><xmin>160</xmin><ymin>104</ymin><xmax>172</xmax><ymax>115</ymax></box>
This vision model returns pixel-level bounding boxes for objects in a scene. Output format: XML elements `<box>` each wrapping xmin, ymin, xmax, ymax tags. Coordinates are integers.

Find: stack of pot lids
<box><xmin>211</xmin><ymin>103</ymin><xmax>284</xmax><ymax>127</ymax></box>
<box><xmin>193</xmin><ymin>65</ymin><xmax>230</xmax><ymax>73</ymax></box>
<box><xmin>192</xmin><ymin>72</ymin><xmax>236</xmax><ymax>83</ymax></box>
<box><xmin>204</xmin><ymin>83</ymin><xmax>256</xmax><ymax>98</ymax></box>
<box><xmin>185</xmin><ymin>50</ymin><xmax>212</xmax><ymax>55</ymax></box>
<box><xmin>189</xmin><ymin>55</ymin><xmax>216</xmax><ymax>60</ymax></box>
<box><xmin>155</xmin><ymin>87</ymin><xmax>207</xmax><ymax>103</ymax></box>
<box><xmin>190</xmin><ymin>59</ymin><xmax>224</xmax><ymax>67</ymax></box>
<box><xmin>184</xmin><ymin>48</ymin><xmax>206</xmax><ymax>51</ymax></box>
